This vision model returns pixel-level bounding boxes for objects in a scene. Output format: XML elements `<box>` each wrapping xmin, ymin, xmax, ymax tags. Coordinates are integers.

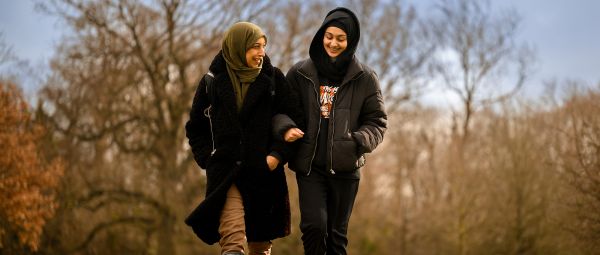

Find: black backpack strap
<box><xmin>204</xmin><ymin>71</ymin><xmax>216</xmax><ymax>104</ymax></box>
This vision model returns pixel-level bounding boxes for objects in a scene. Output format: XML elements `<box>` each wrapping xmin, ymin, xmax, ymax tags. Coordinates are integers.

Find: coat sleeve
<box><xmin>272</xmin><ymin>113</ymin><xmax>297</xmax><ymax>141</ymax></box>
<box><xmin>272</xmin><ymin>65</ymin><xmax>306</xmax><ymax>140</ymax></box>
<box><xmin>185</xmin><ymin>75</ymin><xmax>213</xmax><ymax>169</ymax></box>
<box><xmin>269</xmin><ymin>68</ymin><xmax>305</xmax><ymax>163</ymax></box>
<box><xmin>351</xmin><ymin>71</ymin><xmax>387</xmax><ymax>154</ymax></box>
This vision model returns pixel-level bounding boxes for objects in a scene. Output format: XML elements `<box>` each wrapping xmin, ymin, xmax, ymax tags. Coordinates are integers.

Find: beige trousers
<box><xmin>219</xmin><ymin>185</ymin><xmax>272</xmax><ymax>255</ymax></box>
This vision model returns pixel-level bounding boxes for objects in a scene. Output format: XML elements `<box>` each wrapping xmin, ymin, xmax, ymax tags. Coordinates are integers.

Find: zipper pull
<box><xmin>330</xmin><ymin>169</ymin><xmax>336</xmax><ymax>175</ymax></box>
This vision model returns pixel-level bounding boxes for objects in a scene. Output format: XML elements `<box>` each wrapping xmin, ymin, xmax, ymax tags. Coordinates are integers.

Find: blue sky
<box><xmin>414</xmin><ymin>0</ymin><xmax>600</xmax><ymax>105</ymax></box>
<box><xmin>1</xmin><ymin>0</ymin><xmax>599</xmax><ymax>101</ymax></box>
<box><xmin>499</xmin><ymin>0</ymin><xmax>600</xmax><ymax>85</ymax></box>
<box><xmin>0</xmin><ymin>1</ymin><xmax>59</xmax><ymax>63</ymax></box>
<box><xmin>0</xmin><ymin>0</ymin><xmax>60</xmax><ymax>97</ymax></box>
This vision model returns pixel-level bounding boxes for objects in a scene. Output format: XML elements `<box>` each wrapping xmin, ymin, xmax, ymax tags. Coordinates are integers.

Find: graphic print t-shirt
<box><xmin>313</xmin><ymin>81</ymin><xmax>339</xmax><ymax>170</ymax></box>
<box><xmin>319</xmin><ymin>85</ymin><xmax>338</xmax><ymax>119</ymax></box>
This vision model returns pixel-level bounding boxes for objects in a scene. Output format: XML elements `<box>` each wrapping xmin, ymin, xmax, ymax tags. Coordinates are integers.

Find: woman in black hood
<box><xmin>280</xmin><ymin>7</ymin><xmax>387</xmax><ymax>255</ymax></box>
<box><xmin>308</xmin><ymin>7</ymin><xmax>360</xmax><ymax>83</ymax></box>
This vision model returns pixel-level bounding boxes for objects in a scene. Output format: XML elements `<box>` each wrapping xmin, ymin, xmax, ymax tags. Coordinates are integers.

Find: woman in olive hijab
<box><xmin>185</xmin><ymin>22</ymin><xmax>303</xmax><ymax>255</ymax></box>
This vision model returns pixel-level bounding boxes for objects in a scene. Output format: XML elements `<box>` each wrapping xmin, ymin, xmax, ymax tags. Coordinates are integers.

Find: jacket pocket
<box><xmin>205</xmin><ymin>147</ymin><xmax>225</xmax><ymax>169</ymax></box>
<box><xmin>331</xmin><ymin>139</ymin><xmax>365</xmax><ymax>172</ymax></box>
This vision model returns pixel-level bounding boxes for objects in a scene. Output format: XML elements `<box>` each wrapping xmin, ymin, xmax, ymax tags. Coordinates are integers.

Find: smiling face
<box><xmin>323</xmin><ymin>26</ymin><xmax>347</xmax><ymax>58</ymax></box>
<box><xmin>245</xmin><ymin>36</ymin><xmax>266</xmax><ymax>68</ymax></box>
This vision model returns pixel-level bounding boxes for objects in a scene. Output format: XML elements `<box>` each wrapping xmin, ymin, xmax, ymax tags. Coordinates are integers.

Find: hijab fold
<box><xmin>222</xmin><ymin>22</ymin><xmax>266</xmax><ymax>111</ymax></box>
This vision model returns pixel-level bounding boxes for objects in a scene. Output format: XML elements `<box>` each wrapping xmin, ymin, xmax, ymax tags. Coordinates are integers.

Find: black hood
<box><xmin>309</xmin><ymin>7</ymin><xmax>360</xmax><ymax>83</ymax></box>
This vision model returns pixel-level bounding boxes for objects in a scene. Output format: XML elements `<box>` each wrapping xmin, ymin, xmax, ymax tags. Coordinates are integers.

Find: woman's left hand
<box><xmin>266</xmin><ymin>155</ymin><xmax>279</xmax><ymax>171</ymax></box>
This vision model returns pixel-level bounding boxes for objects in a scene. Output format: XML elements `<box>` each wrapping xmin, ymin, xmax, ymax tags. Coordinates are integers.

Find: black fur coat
<box><xmin>184</xmin><ymin>52</ymin><xmax>302</xmax><ymax>244</ymax></box>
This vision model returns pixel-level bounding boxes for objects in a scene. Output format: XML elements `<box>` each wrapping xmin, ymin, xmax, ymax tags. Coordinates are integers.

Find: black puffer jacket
<box><xmin>281</xmin><ymin>56</ymin><xmax>387</xmax><ymax>175</ymax></box>
<box><xmin>184</xmin><ymin>52</ymin><xmax>301</xmax><ymax>244</ymax></box>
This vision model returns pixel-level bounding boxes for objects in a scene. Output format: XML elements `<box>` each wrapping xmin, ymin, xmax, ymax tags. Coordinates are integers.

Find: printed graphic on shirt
<box><xmin>319</xmin><ymin>85</ymin><xmax>338</xmax><ymax>119</ymax></box>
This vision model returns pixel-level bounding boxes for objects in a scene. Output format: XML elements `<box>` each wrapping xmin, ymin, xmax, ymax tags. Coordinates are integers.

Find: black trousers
<box><xmin>296</xmin><ymin>171</ymin><xmax>360</xmax><ymax>255</ymax></box>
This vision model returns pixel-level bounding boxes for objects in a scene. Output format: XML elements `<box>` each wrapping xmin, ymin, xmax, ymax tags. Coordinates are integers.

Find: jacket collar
<box><xmin>298</xmin><ymin>56</ymin><xmax>364</xmax><ymax>87</ymax></box>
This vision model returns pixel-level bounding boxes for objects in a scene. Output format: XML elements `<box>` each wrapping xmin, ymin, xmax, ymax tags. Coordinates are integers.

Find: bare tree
<box><xmin>259</xmin><ymin>0</ymin><xmax>328</xmax><ymax>72</ymax></box>
<box><xmin>349</xmin><ymin>0</ymin><xmax>435</xmax><ymax>112</ymax></box>
<box><xmin>432</xmin><ymin>0</ymin><xmax>534</xmax><ymax>149</ymax></box>
<box><xmin>476</xmin><ymin>103</ymin><xmax>559</xmax><ymax>254</ymax></box>
<box><xmin>33</xmin><ymin>1</ymin><xmax>593</xmax><ymax>254</ymax></box>
<box><xmin>428</xmin><ymin>1</ymin><xmax>535</xmax><ymax>253</ymax></box>
<box><xmin>558</xmin><ymin>85</ymin><xmax>600</xmax><ymax>253</ymax></box>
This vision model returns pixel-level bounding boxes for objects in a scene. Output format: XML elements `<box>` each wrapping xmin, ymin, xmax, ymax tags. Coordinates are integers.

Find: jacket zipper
<box><xmin>300</xmin><ymin>70</ymin><xmax>364</xmax><ymax>176</ymax></box>
<box><xmin>329</xmin><ymin>99</ymin><xmax>336</xmax><ymax>175</ymax></box>
<box><xmin>329</xmin><ymin>73</ymin><xmax>364</xmax><ymax>175</ymax></box>
<box><xmin>299</xmin><ymin>72</ymin><xmax>321</xmax><ymax>176</ymax></box>
<box><xmin>203</xmin><ymin>105</ymin><xmax>217</xmax><ymax>156</ymax></box>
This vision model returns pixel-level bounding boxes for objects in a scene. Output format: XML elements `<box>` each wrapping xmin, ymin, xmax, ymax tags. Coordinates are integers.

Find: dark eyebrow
<box><xmin>325</xmin><ymin>31</ymin><xmax>346</xmax><ymax>38</ymax></box>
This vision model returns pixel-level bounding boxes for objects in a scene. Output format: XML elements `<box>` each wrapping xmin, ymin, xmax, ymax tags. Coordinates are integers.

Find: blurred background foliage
<box><xmin>1</xmin><ymin>0</ymin><xmax>599</xmax><ymax>254</ymax></box>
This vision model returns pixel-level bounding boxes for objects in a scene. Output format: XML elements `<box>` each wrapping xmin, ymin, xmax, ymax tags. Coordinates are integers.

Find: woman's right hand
<box><xmin>284</xmin><ymin>128</ymin><xmax>304</xmax><ymax>142</ymax></box>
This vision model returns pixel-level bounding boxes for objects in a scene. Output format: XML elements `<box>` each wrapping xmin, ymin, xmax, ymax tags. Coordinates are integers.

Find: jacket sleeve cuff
<box><xmin>272</xmin><ymin>114</ymin><xmax>297</xmax><ymax>141</ymax></box>
<box><xmin>269</xmin><ymin>151</ymin><xmax>283</xmax><ymax>162</ymax></box>
<box><xmin>352</xmin><ymin>131</ymin><xmax>367</xmax><ymax>155</ymax></box>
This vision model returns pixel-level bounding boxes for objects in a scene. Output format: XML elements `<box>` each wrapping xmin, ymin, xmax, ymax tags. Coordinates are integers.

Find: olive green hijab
<box><xmin>222</xmin><ymin>22</ymin><xmax>266</xmax><ymax>111</ymax></box>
